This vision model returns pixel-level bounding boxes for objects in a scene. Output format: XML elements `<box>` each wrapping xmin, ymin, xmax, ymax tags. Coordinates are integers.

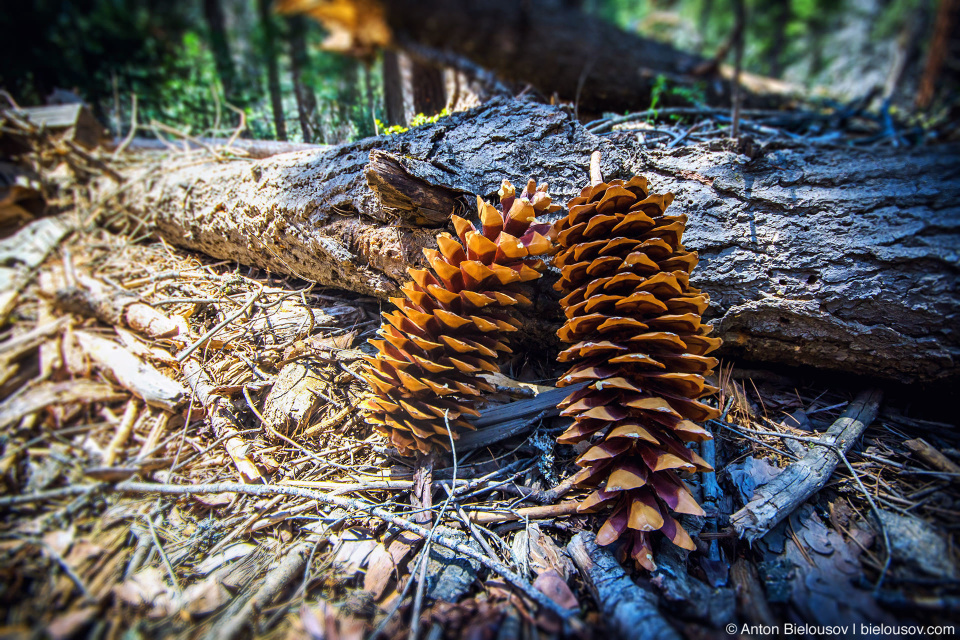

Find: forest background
<box><xmin>1</xmin><ymin>0</ymin><xmax>948</xmax><ymax>145</ymax></box>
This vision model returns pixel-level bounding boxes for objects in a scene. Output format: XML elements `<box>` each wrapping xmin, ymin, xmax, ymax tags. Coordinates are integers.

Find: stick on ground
<box><xmin>730</xmin><ymin>389</ymin><xmax>883</xmax><ymax>542</ymax></box>
<box><xmin>567</xmin><ymin>532</ymin><xmax>680</xmax><ymax>640</ymax></box>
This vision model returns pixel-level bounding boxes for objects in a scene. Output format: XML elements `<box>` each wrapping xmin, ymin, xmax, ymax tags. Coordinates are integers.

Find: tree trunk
<box><xmin>287</xmin><ymin>15</ymin><xmax>319</xmax><ymax>143</ymax></box>
<box><xmin>411</xmin><ymin>61</ymin><xmax>445</xmax><ymax>116</ymax></box>
<box><xmin>258</xmin><ymin>0</ymin><xmax>287</xmax><ymax>141</ymax></box>
<box><xmin>767</xmin><ymin>0</ymin><xmax>791</xmax><ymax>78</ymax></box>
<box><xmin>202</xmin><ymin>0</ymin><xmax>240</xmax><ymax>110</ymax></box>
<box><xmin>382</xmin><ymin>50</ymin><xmax>406</xmax><ymax>126</ymax></box>
<box><xmin>110</xmin><ymin>99</ymin><xmax>960</xmax><ymax>383</ymax></box>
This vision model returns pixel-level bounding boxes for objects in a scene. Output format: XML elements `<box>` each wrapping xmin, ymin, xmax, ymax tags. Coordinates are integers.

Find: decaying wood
<box><xmin>0</xmin><ymin>379</ymin><xmax>127</xmax><ymax>430</ymax></box>
<box><xmin>74</xmin><ymin>331</ymin><xmax>186</xmax><ymax>411</ymax></box>
<box><xmin>182</xmin><ymin>360</ymin><xmax>263</xmax><ymax>483</ymax></box>
<box><xmin>365</xmin><ymin>149</ymin><xmax>467</xmax><ymax>225</ymax></box>
<box><xmin>567</xmin><ymin>532</ymin><xmax>681</xmax><ymax>640</ymax></box>
<box><xmin>730</xmin><ymin>389</ymin><xmax>884</xmax><ymax>543</ymax></box>
<box><xmin>53</xmin><ymin>277</ymin><xmax>182</xmax><ymax>340</ymax></box>
<box><xmin>261</xmin><ymin>360</ymin><xmax>325</xmax><ymax>439</ymax></box>
<box><xmin>111</xmin><ymin>99</ymin><xmax>960</xmax><ymax>382</ymax></box>
<box><xmin>468</xmin><ymin>501</ymin><xmax>580</xmax><ymax>525</ymax></box>
<box><xmin>903</xmin><ymin>438</ymin><xmax>960</xmax><ymax>476</ymax></box>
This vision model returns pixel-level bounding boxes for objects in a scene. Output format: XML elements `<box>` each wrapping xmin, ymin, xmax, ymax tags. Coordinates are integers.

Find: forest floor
<box><xmin>1</xmin><ymin>129</ymin><xmax>959</xmax><ymax>640</ymax></box>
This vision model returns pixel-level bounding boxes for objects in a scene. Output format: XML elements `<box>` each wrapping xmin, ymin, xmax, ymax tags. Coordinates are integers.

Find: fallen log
<box><xmin>280</xmin><ymin>0</ymin><xmax>795</xmax><ymax>115</ymax></box>
<box><xmin>109</xmin><ymin>99</ymin><xmax>960</xmax><ymax>383</ymax></box>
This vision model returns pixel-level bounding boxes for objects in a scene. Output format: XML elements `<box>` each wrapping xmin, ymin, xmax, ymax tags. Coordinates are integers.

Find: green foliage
<box><xmin>647</xmin><ymin>74</ymin><xmax>705</xmax><ymax>119</ymax></box>
<box><xmin>376</xmin><ymin>109</ymin><xmax>451</xmax><ymax>136</ymax></box>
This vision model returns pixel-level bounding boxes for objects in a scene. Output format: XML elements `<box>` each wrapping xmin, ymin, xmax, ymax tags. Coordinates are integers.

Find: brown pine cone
<box><xmin>360</xmin><ymin>179</ymin><xmax>559</xmax><ymax>455</ymax></box>
<box><xmin>553</xmin><ymin>174</ymin><xmax>721</xmax><ymax>570</ymax></box>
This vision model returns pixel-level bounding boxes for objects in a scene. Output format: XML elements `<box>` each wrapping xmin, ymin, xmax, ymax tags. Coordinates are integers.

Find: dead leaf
<box><xmin>363</xmin><ymin>530</ymin><xmax>421</xmax><ymax>598</ymax></box>
<box><xmin>195</xmin><ymin>543</ymin><xmax>256</xmax><ymax>575</ymax></box>
<box><xmin>331</xmin><ymin>528</ymin><xmax>378</xmax><ymax>576</ymax></box>
<box><xmin>113</xmin><ymin>567</ymin><xmax>175</xmax><ymax>617</ymax></box>
<box><xmin>180</xmin><ymin>576</ymin><xmax>229</xmax><ymax>616</ymax></box>
<box><xmin>46</xmin><ymin>606</ymin><xmax>97</xmax><ymax>640</ymax></box>
<box><xmin>533</xmin><ymin>569</ymin><xmax>579</xmax><ymax>610</ymax></box>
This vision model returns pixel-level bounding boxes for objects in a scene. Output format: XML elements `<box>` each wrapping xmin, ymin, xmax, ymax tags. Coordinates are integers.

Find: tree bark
<box><xmin>382</xmin><ymin>50</ymin><xmax>406</xmax><ymax>126</ymax></box>
<box><xmin>258</xmin><ymin>0</ymin><xmax>287</xmax><ymax>141</ymax></box>
<box><xmin>411</xmin><ymin>60</ymin><xmax>445</xmax><ymax>116</ymax></box>
<box><xmin>111</xmin><ymin>99</ymin><xmax>960</xmax><ymax>383</ymax></box>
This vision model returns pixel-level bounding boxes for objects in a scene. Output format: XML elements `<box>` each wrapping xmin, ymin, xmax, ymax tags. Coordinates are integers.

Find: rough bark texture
<box><xmin>567</xmin><ymin>532</ymin><xmax>681</xmax><ymax>640</ymax></box>
<box><xmin>112</xmin><ymin>99</ymin><xmax>960</xmax><ymax>383</ymax></box>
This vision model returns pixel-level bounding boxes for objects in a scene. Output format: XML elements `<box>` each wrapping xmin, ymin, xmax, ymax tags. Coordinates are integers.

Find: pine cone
<box><xmin>552</xmin><ymin>175</ymin><xmax>721</xmax><ymax>570</ymax></box>
<box><xmin>360</xmin><ymin>179</ymin><xmax>559</xmax><ymax>455</ymax></box>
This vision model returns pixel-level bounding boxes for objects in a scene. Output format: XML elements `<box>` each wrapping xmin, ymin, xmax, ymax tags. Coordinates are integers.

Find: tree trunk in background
<box><xmin>698</xmin><ymin>0</ymin><xmax>714</xmax><ymax>54</ymax></box>
<box><xmin>362</xmin><ymin>63</ymin><xmax>376</xmax><ymax>138</ymax></box>
<box><xmin>110</xmin><ymin>99</ymin><xmax>960</xmax><ymax>384</ymax></box>
<box><xmin>411</xmin><ymin>61</ymin><xmax>446</xmax><ymax>116</ymax></box>
<box><xmin>917</xmin><ymin>0</ymin><xmax>958</xmax><ymax>108</ymax></box>
<box><xmin>768</xmin><ymin>0</ymin><xmax>790</xmax><ymax>77</ymax></box>
<box><xmin>382</xmin><ymin>50</ymin><xmax>406</xmax><ymax>126</ymax></box>
<box><xmin>287</xmin><ymin>15</ymin><xmax>318</xmax><ymax>143</ymax></box>
<box><xmin>258</xmin><ymin>0</ymin><xmax>287</xmax><ymax>141</ymax></box>
<box><xmin>203</xmin><ymin>0</ymin><xmax>240</xmax><ymax>112</ymax></box>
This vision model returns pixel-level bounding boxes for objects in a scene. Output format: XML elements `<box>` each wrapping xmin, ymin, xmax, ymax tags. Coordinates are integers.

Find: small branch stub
<box><xmin>589</xmin><ymin>150</ymin><xmax>604</xmax><ymax>186</ymax></box>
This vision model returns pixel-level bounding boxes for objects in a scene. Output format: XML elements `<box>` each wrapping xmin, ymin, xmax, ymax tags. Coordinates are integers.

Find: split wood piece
<box><xmin>365</xmin><ymin>150</ymin><xmax>467</xmax><ymax>226</ymax></box>
<box><xmin>260</xmin><ymin>360</ymin><xmax>325</xmax><ymax>440</ymax></box>
<box><xmin>102</xmin><ymin>399</ymin><xmax>140</xmax><ymax>466</ymax></box>
<box><xmin>54</xmin><ymin>276</ymin><xmax>182</xmax><ymax>340</ymax></box>
<box><xmin>903</xmin><ymin>438</ymin><xmax>960</xmax><ymax>477</ymax></box>
<box><xmin>0</xmin><ymin>379</ymin><xmax>127</xmax><ymax>430</ymax></box>
<box><xmin>74</xmin><ymin>331</ymin><xmax>187</xmax><ymax>411</ymax></box>
<box><xmin>567</xmin><ymin>532</ymin><xmax>681</xmax><ymax>640</ymax></box>
<box><xmin>468</xmin><ymin>501</ymin><xmax>581</xmax><ymax>525</ymax></box>
<box><xmin>411</xmin><ymin>451</ymin><xmax>435</xmax><ymax>525</ymax></box>
<box><xmin>0</xmin><ymin>316</ymin><xmax>70</xmax><ymax>366</ymax></box>
<box><xmin>456</xmin><ymin>384</ymin><xmax>586</xmax><ymax>451</ymax></box>
<box><xmin>730</xmin><ymin>388</ymin><xmax>884</xmax><ymax>543</ymax></box>
<box><xmin>469</xmin><ymin>385</ymin><xmax>582</xmax><ymax>429</ymax></box>
<box><xmin>11</xmin><ymin>104</ymin><xmax>108</xmax><ymax>150</ymax></box>
<box><xmin>0</xmin><ymin>215</ymin><xmax>73</xmax><ymax>325</ymax></box>
<box><xmin>211</xmin><ymin>541</ymin><xmax>313</xmax><ymax>640</ymax></box>
<box><xmin>182</xmin><ymin>360</ymin><xmax>264</xmax><ymax>484</ymax></box>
